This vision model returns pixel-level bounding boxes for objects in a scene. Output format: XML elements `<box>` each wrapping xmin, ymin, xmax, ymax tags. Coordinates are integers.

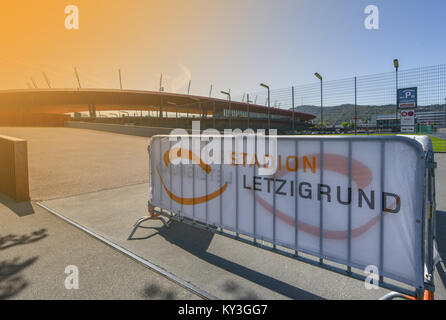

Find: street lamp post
<box><xmin>314</xmin><ymin>73</ymin><xmax>323</xmax><ymax>130</ymax></box>
<box><xmin>394</xmin><ymin>59</ymin><xmax>399</xmax><ymax>132</ymax></box>
<box><xmin>260</xmin><ymin>83</ymin><xmax>270</xmax><ymax>130</ymax></box>
<box><xmin>221</xmin><ymin>91</ymin><xmax>231</xmax><ymax>129</ymax></box>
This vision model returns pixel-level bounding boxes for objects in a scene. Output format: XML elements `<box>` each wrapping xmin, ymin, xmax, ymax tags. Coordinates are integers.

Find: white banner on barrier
<box><xmin>149</xmin><ymin>135</ymin><xmax>425</xmax><ymax>289</ymax></box>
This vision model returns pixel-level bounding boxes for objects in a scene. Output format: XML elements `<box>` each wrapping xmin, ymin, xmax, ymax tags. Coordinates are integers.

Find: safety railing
<box><xmin>129</xmin><ymin>134</ymin><xmax>437</xmax><ymax>299</ymax></box>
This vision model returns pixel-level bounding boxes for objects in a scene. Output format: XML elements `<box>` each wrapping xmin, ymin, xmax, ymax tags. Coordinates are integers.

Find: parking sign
<box><xmin>398</xmin><ymin>87</ymin><xmax>417</xmax><ymax>109</ymax></box>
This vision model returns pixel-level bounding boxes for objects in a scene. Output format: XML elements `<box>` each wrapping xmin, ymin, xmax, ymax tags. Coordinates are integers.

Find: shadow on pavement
<box><xmin>0</xmin><ymin>257</ymin><xmax>38</xmax><ymax>299</ymax></box>
<box><xmin>132</xmin><ymin>220</ymin><xmax>324</xmax><ymax>300</ymax></box>
<box><xmin>0</xmin><ymin>228</ymin><xmax>48</xmax><ymax>299</ymax></box>
<box><xmin>435</xmin><ymin>211</ymin><xmax>446</xmax><ymax>289</ymax></box>
<box><xmin>0</xmin><ymin>193</ymin><xmax>34</xmax><ymax>217</ymax></box>
<box><xmin>142</xmin><ymin>283</ymin><xmax>177</xmax><ymax>300</ymax></box>
<box><xmin>0</xmin><ymin>229</ymin><xmax>48</xmax><ymax>251</ymax></box>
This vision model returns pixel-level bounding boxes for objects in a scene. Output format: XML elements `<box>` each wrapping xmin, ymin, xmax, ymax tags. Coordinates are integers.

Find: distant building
<box><xmin>376</xmin><ymin>110</ymin><xmax>446</xmax><ymax>129</ymax></box>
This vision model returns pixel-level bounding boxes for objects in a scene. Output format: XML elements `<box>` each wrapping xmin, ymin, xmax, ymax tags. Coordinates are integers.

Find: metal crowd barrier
<box><xmin>128</xmin><ymin>134</ymin><xmax>437</xmax><ymax>299</ymax></box>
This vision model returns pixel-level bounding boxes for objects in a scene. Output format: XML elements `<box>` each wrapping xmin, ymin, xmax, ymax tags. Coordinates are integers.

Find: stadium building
<box><xmin>0</xmin><ymin>89</ymin><xmax>316</xmax><ymax>132</ymax></box>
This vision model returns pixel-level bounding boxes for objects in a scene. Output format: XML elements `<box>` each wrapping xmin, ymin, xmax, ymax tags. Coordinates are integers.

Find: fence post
<box><xmin>355</xmin><ymin>77</ymin><xmax>357</xmax><ymax>135</ymax></box>
<box><xmin>213</xmin><ymin>101</ymin><xmax>216</xmax><ymax>129</ymax></box>
<box><xmin>292</xmin><ymin>86</ymin><xmax>295</xmax><ymax>131</ymax></box>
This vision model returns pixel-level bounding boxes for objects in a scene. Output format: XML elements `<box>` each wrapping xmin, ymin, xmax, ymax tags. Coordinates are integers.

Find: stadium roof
<box><xmin>0</xmin><ymin>88</ymin><xmax>316</xmax><ymax>121</ymax></box>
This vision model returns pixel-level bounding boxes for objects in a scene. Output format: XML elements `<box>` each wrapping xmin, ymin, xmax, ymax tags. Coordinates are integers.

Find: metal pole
<box><xmin>355</xmin><ymin>77</ymin><xmax>357</xmax><ymax>135</ymax></box>
<box><xmin>74</xmin><ymin>67</ymin><xmax>81</xmax><ymax>89</ymax></box>
<box><xmin>444</xmin><ymin>98</ymin><xmax>446</xmax><ymax>128</ymax></box>
<box><xmin>247</xmin><ymin>94</ymin><xmax>250</xmax><ymax>128</ymax></box>
<box><xmin>260</xmin><ymin>84</ymin><xmax>270</xmax><ymax>131</ymax></box>
<box><xmin>268</xmin><ymin>88</ymin><xmax>270</xmax><ymax>131</ymax></box>
<box><xmin>229</xmin><ymin>95</ymin><xmax>232</xmax><ymax>129</ymax></box>
<box><xmin>30</xmin><ymin>77</ymin><xmax>38</xmax><ymax>89</ymax></box>
<box><xmin>43</xmin><ymin>72</ymin><xmax>51</xmax><ymax>88</ymax></box>
<box><xmin>292</xmin><ymin>86</ymin><xmax>295</xmax><ymax>131</ymax></box>
<box><xmin>221</xmin><ymin>91</ymin><xmax>231</xmax><ymax>129</ymax></box>
<box><xmin>213</xmin><ymin>101</ymin><xmax>216</xmax><ymax>128</ymax></box>
<box><xmin>119</xmin><ymin>69</ymin><xmax>122</xmax><ymax>90</ymax></box>
<box><xmin>395</xmin><ymin>69</ymin><xmax>398</xmax><ymax>132</ymax></box>
<box><xmin>320</xmin><ymin>79</ymin><xmax>323</xmax><ymax>130</ymax></box>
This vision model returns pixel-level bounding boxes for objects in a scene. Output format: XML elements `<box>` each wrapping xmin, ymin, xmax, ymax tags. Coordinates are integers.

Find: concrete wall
<box><xmin>0</xmin><ymin>111</ymin><xmax>70</xmax><ymax>127</ymax></box>
<box><xmin>65</xmin><ymin>121</ymin><xmax>187</xmax><ymax>137</ymax></box>
<box><xmin>0</xmin><ymin>135</ymin><xmax>30</xmax><ymax>202</ymax></box>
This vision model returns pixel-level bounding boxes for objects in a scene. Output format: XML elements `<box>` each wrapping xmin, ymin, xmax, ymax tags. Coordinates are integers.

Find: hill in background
<box><xmin>294</xmin><ymin>104</ymin><xmax>445</xmax><ymax>125</ymax></box>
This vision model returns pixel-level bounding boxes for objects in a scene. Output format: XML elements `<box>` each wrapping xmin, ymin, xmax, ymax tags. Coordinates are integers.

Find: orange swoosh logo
<box><xmin>158</xmin><ymin>148</ymin><xmax>227</xmax><ymax>205</ymax></box>
<box><xmin>164</xmin><ymin>148</ymin><xmax>211</xmax><ymax>174</ymax></box>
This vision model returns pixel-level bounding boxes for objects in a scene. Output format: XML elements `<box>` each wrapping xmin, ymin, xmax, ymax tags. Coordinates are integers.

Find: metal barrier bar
<box><xmin>347</xmin><ymin>141</ymin><xmax>352</xmax><ymax>273</ymax></box>
<box><xmin>169</xmin><ymin>140</ymin><xmax>172</xmax><ymax>210</ymax></box>
<box><xmin>294</xmin><ymin>139</ymin><xmax>299</xmax><ymax>255</ymax></box>
<box><xmin>142</xmin><ymin>205</ymin><xmax>418</xmax><ymax>298</ymax></box>
<box><xmin>219</xmin><ymin>140</ymin><xmax>223</xmax><ymax>229</ymax></box>
<box><xmin>205</xmin><ymin>140</ymin><xmax>209</xmax><ymax>226</ymax></box>
<box><xmin>379</xmin><ymin>141</ymin><xmax>385</xmax><ymax>284</ymax></box>
<box><xmin>319</xmin><ymin>140</ymin><xmax>324</xmax><ymax>263</ymax></box>
<box><xmin>159</xmin><ymin>138</ymin><xmax>162</xmax><ymax>204</ymax></box>
<box><xmin>181</xmin><ymin>144</ymin><xmax>184</xmax><ymax>215</ymax></box>
<box><xmin>253</xmin><ymin>136</ymin><xmax>257</xmax><ymax>243</ymax></box>
<box><xmin>136</xmin><ymin>135</ymin><xmax>434</xmax><ymax>299</ymax></box>
<box><xmin>273</xmin><ymin>160</ymin><xmax>276</xmax><ymax>249</ymax></box>
<box><xmin>235</xmin><ymin>138</ymin><xmax>239</xmax><ymax>237</ymax></box>
<box><xmin>192</xmin><ymin>148</ymin><xmax>195</xmax><ymax>218</ymax></box>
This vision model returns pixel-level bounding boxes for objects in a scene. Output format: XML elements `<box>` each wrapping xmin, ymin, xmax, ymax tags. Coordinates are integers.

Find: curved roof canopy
<box><xmin>0</xmin><ymin>88</ymin><xmax>316</xmax><ymax>121</ymax></box>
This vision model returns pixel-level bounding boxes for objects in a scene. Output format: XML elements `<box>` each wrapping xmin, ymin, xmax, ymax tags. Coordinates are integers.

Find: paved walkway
<box><xmin>37</xmin><ymin>183</ymin><xmax>400</xmax><ymax>300</ymax></box>
<box><xmin>0</xmin><ymin>193</ymin><xmax>200</xmax><ymax>300</ymax></box>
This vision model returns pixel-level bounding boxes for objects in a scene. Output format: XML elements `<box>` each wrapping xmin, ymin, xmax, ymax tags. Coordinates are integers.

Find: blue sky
<box><xmin>1</xmin><ymin>0</ymin><xmax>446</xmax><ymax>101</ymax></box>
<box><xmin>261</xmin><ymin>0</ymin><xmax>446</xmax><ymax>86</ymax></box>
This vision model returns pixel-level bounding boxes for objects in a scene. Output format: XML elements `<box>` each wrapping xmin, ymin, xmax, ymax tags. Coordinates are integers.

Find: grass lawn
<box><xmin>428</xmin><ymin>135</ymin><xmax>446</xmax><ymax>152</ymax></box>
<box><xmin>314</xmin><ymin>133</ymin><xmax>446</xmax><ymax>152</ymax></box>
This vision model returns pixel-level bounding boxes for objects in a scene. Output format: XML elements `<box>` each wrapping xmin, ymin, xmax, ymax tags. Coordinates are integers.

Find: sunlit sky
<box><xmin>1</xmin><ymin>0</ymin><xmax>445</xmax><ymax>98</ymax></box>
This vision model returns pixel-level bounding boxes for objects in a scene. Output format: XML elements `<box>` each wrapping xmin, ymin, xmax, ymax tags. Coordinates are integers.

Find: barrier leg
<box><xmin>379</xmin><ymin>289</ymin><xmax>434</xmax><ymax>300</ymax></box>
<box><xmin>127</xmin><ymin>203</ymin><xmax>170</xmax><ymax>240</ymax></box>
<box><xmin>378</xmin><ymin>292</ymin><xmax>413</xmax><ymax>300</ymax></box>
<box><xmin>421</xmin><ymin>290</ymin><xmax>434</xmax><ymax>300</ymax></box>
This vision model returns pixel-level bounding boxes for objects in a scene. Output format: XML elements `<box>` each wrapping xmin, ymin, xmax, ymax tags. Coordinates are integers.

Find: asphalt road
<box><xmin>0</xmin><ymin>127</ymin><xmax>150</xmax><ymax>200</ymax></box>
